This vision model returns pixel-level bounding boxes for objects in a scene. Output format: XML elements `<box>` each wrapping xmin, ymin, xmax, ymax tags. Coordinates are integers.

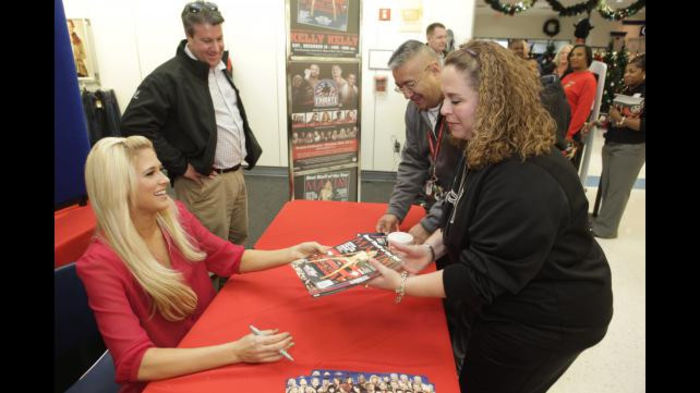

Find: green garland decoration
<box><xmin>484</xmin><ymin>0</ymin><xmax>645</xmax><ymax>20</ymax></box>
<box><xmin>597</xmin><ymin>0</ymin><xmax>646</xmax><ymax>21</ymax></box>
<box><xmin>484</xmin><ymin>0</ymin><xmax>538</xmax><ymax>16</ymax></box>
<box><xmin>545</xmin><ymin>0</ymin><xmax>598</xmax><ymax>17</ymax></box>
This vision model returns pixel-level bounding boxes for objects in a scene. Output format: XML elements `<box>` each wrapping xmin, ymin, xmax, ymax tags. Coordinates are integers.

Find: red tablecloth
<box><xmin>144</xmin><ymin>200</ymin><xmax>460</xmax><ymax>393</ymax></box>
<box><xmin>54</xmin><ymin>203</ymin><xmax>96</xmax><ymax>268</ymax></box>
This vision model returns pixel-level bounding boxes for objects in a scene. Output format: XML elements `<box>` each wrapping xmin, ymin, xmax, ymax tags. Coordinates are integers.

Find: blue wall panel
<box><xmin>54</xmin><ymin>0</ymin><xmax>91</xmax><ymax>209</ymax></box>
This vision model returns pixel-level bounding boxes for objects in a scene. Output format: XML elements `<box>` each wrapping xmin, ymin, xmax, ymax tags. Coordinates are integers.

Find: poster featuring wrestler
<box><xmin>293</xmin><ymin>168</ymin><xmax>357</xmax><ymax>201</ymax></box>
<box><xmin>288</xmin><ymin>61</ymin><xmax>360</xmax><ymax>173</ymax></box>
<box><xmin>301</xmin><ymin>170</ymin><xmax>351</xmax><ymax>201</ymax></box>
<box><xmin>289</xmin><ymin>61</ymin><xmax>360</xmax><ymax>112</ymax></box>
<box><xmin>289</xmin><ymin>0</ymin><xmax>360</xmax><ymax>58</ymax></box>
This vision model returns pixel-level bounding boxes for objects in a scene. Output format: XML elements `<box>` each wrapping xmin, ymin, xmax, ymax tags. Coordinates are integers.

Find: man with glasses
<box><xmin>121</xmin><ymin>1</ymin><xmax>262</xmax><ymax>249</ymax></box>
<box><xmin>375</xmin><ymin>40</ymin><xmax>461</xmax><ymax>247</ymax></box>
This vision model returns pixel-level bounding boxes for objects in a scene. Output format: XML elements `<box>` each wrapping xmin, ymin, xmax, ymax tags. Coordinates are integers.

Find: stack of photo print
<box><xmin>285</xmin><ymin>369</ymin><xmax>436</xmax><ymax>393</ymax></box>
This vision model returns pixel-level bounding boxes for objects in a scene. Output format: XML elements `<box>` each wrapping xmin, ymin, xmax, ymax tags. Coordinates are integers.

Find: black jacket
<box><xmin>441</xmin><ymin>149</ymin><xmax>613</xmax><ymax>348</ymax></box>
<box><xmin>540</xmin><ymin>74</ymin><xmax>572</xmax><ymax>151</ymax></box>
<box><xmin>120</xmin><ymin>40</ymin><xmax>262</xmax><ymax>180</ymax></box>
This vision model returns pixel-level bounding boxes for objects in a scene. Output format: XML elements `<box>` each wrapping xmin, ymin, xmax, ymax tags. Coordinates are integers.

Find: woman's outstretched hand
<box><xmin>289</xmin><ymin>242</ymin><xmax>329</xmax><ymax>260</ymax></box>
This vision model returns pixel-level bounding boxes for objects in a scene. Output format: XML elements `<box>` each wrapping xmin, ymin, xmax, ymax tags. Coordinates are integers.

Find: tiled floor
<box><xmin>549</xmin><ymin>129</ymin><xmax>646</xmax><ymax>393</ymax></box>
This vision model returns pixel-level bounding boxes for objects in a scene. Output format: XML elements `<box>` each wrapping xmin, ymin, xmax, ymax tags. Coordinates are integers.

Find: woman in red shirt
<box><xmin>561</xmin><ymin>45</ymin><xmax>597</xmax><ymax>170</ymax></box>
<box><xmin>77</xmin><ymin>136</ymin><xmax>327</xmax><ymax>393</ymax></box>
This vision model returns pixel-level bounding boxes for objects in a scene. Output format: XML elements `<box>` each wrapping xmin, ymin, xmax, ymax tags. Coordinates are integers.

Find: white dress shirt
<box><xmin>185</xmin><ymin>44</ymin><xmax>247</xmax><ymax>169</ymax></box>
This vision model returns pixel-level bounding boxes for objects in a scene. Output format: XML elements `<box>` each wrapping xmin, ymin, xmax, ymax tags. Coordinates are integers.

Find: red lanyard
<box><xmin>427</xmin><ymin>117</ymin><xmax>445</xmax><ymax>163</ymax></box>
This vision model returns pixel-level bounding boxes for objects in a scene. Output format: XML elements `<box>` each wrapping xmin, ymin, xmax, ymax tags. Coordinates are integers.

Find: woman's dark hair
<box><xmin>629</xmin><ymin>53</ymin><xmax>645</xmax><ymax>71</ymax></box>
<box><xmin>562</xmin><ymin>44</ymin><xmax>593</xmax><ymax>78</ymax></box>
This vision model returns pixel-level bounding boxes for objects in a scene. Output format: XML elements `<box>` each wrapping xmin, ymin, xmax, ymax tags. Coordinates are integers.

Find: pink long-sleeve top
<box><xmin>76</xmin><ymin>201</ymin><xmax>244</xmax><ymax>393</ymax></box>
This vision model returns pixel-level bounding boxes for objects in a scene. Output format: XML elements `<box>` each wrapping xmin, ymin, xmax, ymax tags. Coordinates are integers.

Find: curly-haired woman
<box><xmin>368</xmin><ymin>40</ymin><xmax>613</xmax><ymax>393</ymax></box>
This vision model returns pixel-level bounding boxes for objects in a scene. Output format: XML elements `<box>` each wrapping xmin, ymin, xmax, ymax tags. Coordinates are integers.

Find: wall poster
<box><xmin>287</xmin><ymin>0</ymin><xmax>361</xmax><ymax>202</ymax></box>
<box><xmin>67</xmin><ymin>18</ymin><xmax>100</xmax><ymax>83</ymax></box>
<box><xmin>289</xmin><ymin>0</ymin><xmax>360</xmax><ymax>58</ymax></box>
<box><xmin>288</xmin><ymin>61</ymin><xmax>360</xmax><ymax>173</ymax></box>
<box><xmin>293</xmin><ymin>168</ymin><xmax>358</xmax><ymax>201</ymax></box>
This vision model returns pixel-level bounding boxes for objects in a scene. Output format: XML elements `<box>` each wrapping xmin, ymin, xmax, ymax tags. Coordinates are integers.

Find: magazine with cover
<box><xmin>291</xmin><ymin>233</ymin><xmax>401</xmax><ymax>297</ymax></box>
<box><xmin>613</xmin><ymin>93</ymin><xmax>644</xmax><ymax>118</ymax></box>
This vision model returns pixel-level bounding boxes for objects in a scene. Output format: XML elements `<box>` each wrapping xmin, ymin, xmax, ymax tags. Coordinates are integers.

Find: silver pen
<box><xmin>248</xmin><ymin>324</ymin><xmax>294</xmax><ymax>361</ymax></box>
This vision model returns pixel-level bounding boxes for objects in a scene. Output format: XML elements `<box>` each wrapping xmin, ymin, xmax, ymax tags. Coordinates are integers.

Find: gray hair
<box><xmin>181</xmin><ymin>1</ymin><xmax>225</xmax><ymax>37</ymax></box>
<box><xmin>388</xmin><ymin>40</ymin><xmax>438</xmax><ymax>70</ymax></box>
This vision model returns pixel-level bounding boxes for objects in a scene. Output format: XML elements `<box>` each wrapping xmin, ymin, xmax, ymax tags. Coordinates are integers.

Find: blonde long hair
<box><xmin>554</xmin><ymin>44</ymin><xmax>574</xmax><ymax>69</ymax></box>
<box><xmin>84</xmin><ymin>136</ymin><xmax>206</xmax><ymax>321</ymax></box>
<box><xmin>445</xmin><ymin>40</ymin><xmax>555</xmax><ymax>169</ymax></box>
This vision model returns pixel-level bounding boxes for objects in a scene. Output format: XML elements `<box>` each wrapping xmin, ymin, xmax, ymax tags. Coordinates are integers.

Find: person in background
<box><xmin>120</xmin><ymin>1</ymin><xmax>262</xmax><ymax>248</ymax></box>
<box><xmin>553</xmin><ymin>44</ymin><xmax>573</xmax><ymax>78</ymax></box>
<box><xmin>77</xmin><ymin>136</ymin><xmax>327</xmax><ymax>393</ymax></box>
<box><xmin>561</xmin><ymin>44</ymin><xmax>597</xmax><ymax>170</ymax></box>
<box><xmin>508</xmin><ymin>38</ymin><xmax>528</xmax><ymax>60</ymax></box>
<box><xmin>523</xmin><ymin>57</ymin><xmax>572</xmax><ymax>155</ymax></box>
<box><xmin>508</xmin><ymin>38</ymin><xmax>540</xmax><ymax>74</ymax></box>
<box><xmin>368</xmin><ymin>40</ymin><xmax>613</xmax><ymax>393</ymax></box>
<box><xmin>590</xmin><ymin>54</ymin><xmax>646</xmax><ymax>239</ymax></box>
<box><xmin>375</xmin><ymin>40</ymin><xmax>462</xmax><ymax>246</ymax></box>
<box><xmin>530</xmin><ymin>58</ymin><xmax>573</xmax><ymax>153</ymax></box>
<box><xmin>425</xmin><ymin>23</ymin><xmax>448</xmax><ymax>64</ymax></box>
<box><xmin>445</xmin><ymin>28</ymin><xmax>456</xmax><ymax>53</ymax></box>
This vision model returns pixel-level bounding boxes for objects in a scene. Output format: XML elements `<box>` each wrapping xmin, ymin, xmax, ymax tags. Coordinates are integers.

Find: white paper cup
<box><xmin>387</xmin><ymin>231</ymin><xmax>414</xmax><ymax>246</ymax></box>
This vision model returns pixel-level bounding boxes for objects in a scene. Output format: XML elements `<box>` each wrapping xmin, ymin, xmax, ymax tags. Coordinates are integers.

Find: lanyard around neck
<box><xmin>427</xmin><ymin>116</ymin><xmax>446</xmax><ymax>165</ymax></box>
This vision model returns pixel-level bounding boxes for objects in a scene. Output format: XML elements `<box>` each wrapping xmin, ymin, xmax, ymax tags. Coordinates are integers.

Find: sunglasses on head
<box><xmin>462</xmin><ymin>47</ymin><xmax>477</xmax><ymax>57</ymax></box>
<box><xmin>186</xmin><ymin>1</ymin><xmax>218</xmax><ymax>13</ymax></box>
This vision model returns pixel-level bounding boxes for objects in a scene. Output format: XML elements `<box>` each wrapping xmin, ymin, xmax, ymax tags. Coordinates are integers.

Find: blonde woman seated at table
<box><xmin>368</xmin><ymin>40</ymin><xmax>612</xmax><ymax>393</ymax></box>
<box><xmin>77</xmin><ymin>136</ymin><xmax>327</xmax><ymax>393</ymax></box>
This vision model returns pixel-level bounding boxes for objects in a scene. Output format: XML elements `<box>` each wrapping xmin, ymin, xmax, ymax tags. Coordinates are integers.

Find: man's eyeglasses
<box><xmin>186</xmin><ymin>1</ymin><xmax>218</xmax><ymax>13</ymax></box>
<box><xmin>394</xmin><ymin>65</ymin><xmax>430</xmax><ymax>94</ymax></box>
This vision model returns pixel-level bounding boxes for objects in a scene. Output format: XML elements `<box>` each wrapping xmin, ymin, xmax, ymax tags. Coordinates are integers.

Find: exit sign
<box><xmin>379</xmin><ymin>8</ymin><xmax>391</xmax><ymax>21</ymax></box>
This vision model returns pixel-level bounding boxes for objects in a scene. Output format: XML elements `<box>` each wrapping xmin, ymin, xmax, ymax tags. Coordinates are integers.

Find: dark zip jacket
<box><xmin>121</xmin><ymin>40</ymin><xmax>262</xmax><ymax>181</ymax></box>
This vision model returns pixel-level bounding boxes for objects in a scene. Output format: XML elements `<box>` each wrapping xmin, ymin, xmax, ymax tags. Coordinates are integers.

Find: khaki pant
<box><xmin>173</xmin><ymin>169</ymin><xmax>248</xmax><ymax>245</ymax></box>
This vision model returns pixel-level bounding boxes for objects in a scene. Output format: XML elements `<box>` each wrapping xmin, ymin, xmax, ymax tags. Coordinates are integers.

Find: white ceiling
<box><xmin>474</xmin><ymin>0</ymin><xmax>646</xmax><ymax>17</ymax></box>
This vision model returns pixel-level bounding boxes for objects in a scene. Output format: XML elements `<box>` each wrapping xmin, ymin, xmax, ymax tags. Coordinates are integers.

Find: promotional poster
<box><xmin>289</xmin><ymin>61</ymin><xmax>360</xmax><ymax>173</ymax></box>
<box><xmin>294</xmin><ymin>169</ymin><xmax>356</xmax><ymax>201</ymax></box>
<box><xmin>290</xmin><ymin>0</ymin><xmax>360</xmax><ymax>58</ymax></box>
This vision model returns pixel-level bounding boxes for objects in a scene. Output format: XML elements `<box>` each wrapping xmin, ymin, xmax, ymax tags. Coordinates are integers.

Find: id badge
<box><xmin>433</xmin><ymin>184</ymin><xmax>445</xmax><ymax>200</ymax></box>
<box><xmin>425</xmin><ymin>179</ymin><xmax>434</xmax><ymax>197</ymax></box>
